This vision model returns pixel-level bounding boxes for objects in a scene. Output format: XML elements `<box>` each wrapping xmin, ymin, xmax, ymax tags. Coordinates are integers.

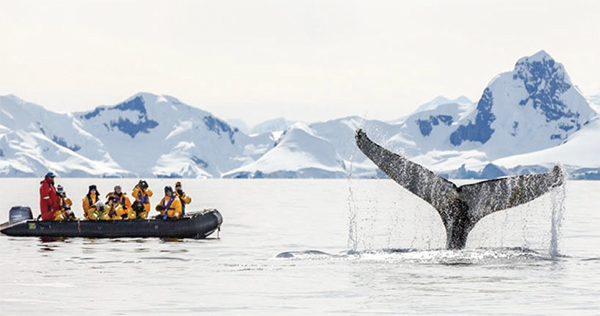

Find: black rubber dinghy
<box><xmin>1</xmin><ymin>206</ymin><xmax>223</xmax><ymax>239</ymax></box>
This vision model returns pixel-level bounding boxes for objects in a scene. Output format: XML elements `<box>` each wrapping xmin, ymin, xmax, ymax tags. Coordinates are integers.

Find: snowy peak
<box><xmin>447</xmin><ymin>51</ymin><xmax>595</xmax><ymax>157</ymax></box>
<box><xmin>512</xmin><ymin>51</ymin><xmax>576</xmax><ymax>122</ymax></box>
<box><xmin>515</xmin><ymin>50</ymin><xmax>553</xmax><ymax>64</ymax></box>
<box><xmin>224</xmin><ymin>122</ymin><xmax>346</xmax><ymax>178</ymax></box>
<box><xmin>77</xmin><ymin>92</ymin><xmax>239</xmax><ymax>144</ymax></box>
<box><xmin>73</xmin><ymin>92</ymin><xmax>246</xmax><ymax>177</ymax></box>
<box><xmin>79</xmin><ymin>95</ymin><xmax>159</xmax><ymax>138</ymax></box>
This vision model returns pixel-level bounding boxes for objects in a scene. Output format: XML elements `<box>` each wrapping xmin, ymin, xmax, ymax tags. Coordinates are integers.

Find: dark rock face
<box><xmin>450</xmin><ymin>88</ymin><xmax>496</xmax><ymax>146</ymax></box>
<box><xmin>52</xmin><ymin>136</ymin><xmax>81</xmax><ymax>152</ymax></box>
<box><xmin>417</xmin><ymin>115</ymin><xmax>453</xmax><ymax>137</ymax></box>
<box><xmin>203</xmin><ymin>116</ymin><xmax>238</xmax><ymax>144</ymax></box>
<box><xmin>514</xmin><ymin>57</ymin><xmax>575</xmax><ymax>122</ymax></box>
<box><xmin>80</xmin><ymin>96</ymin><xmax>159</xmax><ymax>138</ymax></box>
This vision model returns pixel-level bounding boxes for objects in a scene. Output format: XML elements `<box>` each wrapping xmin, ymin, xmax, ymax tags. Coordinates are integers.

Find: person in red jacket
<box><xmin>39</xmin><ymin>172</ymin><xmax>61</xmax><ymax>221</ymax></box>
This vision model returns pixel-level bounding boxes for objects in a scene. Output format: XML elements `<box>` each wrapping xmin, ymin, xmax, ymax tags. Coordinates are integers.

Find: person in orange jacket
<box><xmin>39</xmin><ymin>172</ymin><xmax>61</xmax><ymax>221</ymax></box>
<box><xmin>131</xmin><ymin>180</ymin><xmax>152</xmax><ymax>219</ymax></box>
<box><xmin>156</xmin><ymin>186</ymin><xmax>182</xmax><ymax>220</ymax></box>
<box><xmin>106</xmin><ymin>185</ymin><xmax>132</xmax><ymax>219</ymax></box>
<box><xmin>56</xmin><ymin>185</ymin><xmax>76</xmax><ymax>220</ymax></box>
<box><xmin>83</xmin><ymin>185</ymin><xmax>101</xmax><ymax>220</ymax></box>
<box><xmin>105</xmin><ymin>195</ymin><xmax>129</xmax><ymax>219</ymax></box>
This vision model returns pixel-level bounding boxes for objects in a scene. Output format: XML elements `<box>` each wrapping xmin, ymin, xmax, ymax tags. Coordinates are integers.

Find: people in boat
<box><xmin>156</xmin><ymin>186</ymin><xmax>182</xmax><ymax>220</ymax></box>
<box><xmin>83</xmin><ymin>185</ymin><xmax>101</xmax><ymax>220</ymax></box>
<box><xmin>56</xmin><ymin>185</ymin><xmax>76</xmax><ymax>221</ymax></box>
<box><xmin>104</xmin><ymin>196</ymin><xmax>123</xmax><ymax>219</ymax></box>
<box><xmin>131</xmin><ymin>180</ymin><xmax>152</xmax><ymax>219</ymax></box>
<box><xmin>105</xmin><ymin>185</ymin><xmax>132</xmax><ymax>219</ymax></box>
<box><xmin>90</xmin><ymin>201</ymin><xmax>108</xmax><ymax>220</ymax></box>
<box><xmin>106</xmin><ymin>195</ymin><xmax>135</xmax><ymax>219</ymax></box>
<box><xmin>39</xmin><ymin>172</ymin><xmax>61</xmax><ymax>221</ymax></box>
<box><xmin>174</xmin><ymin>181</ymin><xmax>191</xmax><ymax>215</ymax></box>
<box><xmin>131</xmin><ymin>200</ymin><xmax>146</xmax><ymax>219</ymax></box>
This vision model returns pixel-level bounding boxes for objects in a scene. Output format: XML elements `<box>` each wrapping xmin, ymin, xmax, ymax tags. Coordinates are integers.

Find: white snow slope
<box><xmin>223</xmin><ymin>123</ymin><xmax>347</xmax><ymax>178</ymax></box>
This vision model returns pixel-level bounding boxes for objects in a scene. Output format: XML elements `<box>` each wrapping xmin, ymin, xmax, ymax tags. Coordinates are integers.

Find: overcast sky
<box><xmin>1</xmin><ymin>0</ymin><xmax>598</xmax><ymax>126</ymax></box>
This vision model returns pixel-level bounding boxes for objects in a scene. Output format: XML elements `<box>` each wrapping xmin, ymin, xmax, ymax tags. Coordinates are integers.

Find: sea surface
<box><xmin>0</xmin><ymin>179</ymin><xmax>598</xmax><ymax>315</ymax></box>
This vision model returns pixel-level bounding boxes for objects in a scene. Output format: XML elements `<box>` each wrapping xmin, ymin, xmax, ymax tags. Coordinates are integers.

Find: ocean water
<box><xmin>0</xmin><ymin>179</ymin><xmax>598</xmax><ymax>315</ymax></box>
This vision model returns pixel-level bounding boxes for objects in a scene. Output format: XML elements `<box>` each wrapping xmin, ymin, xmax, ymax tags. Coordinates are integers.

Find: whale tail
<box><xmin>355</xmin><ymin>129</ymin><xmax>564</xmax><ymax>249</ymax></box>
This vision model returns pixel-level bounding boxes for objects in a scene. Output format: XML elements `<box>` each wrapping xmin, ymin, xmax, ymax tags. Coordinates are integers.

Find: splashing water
<box><xmin>549</xmin><ymin>167</ymin><xmax>568</xmax><ymax>258</ymax></box>
<box><xmin>346</xmin><ymin>129</ymin><xmax>359</xmax><ymax>253</ymax></box>
<box><xmin>347</xmin><ymin>182</ymin><xmax>358</xmax><ymax>253</ymax></box>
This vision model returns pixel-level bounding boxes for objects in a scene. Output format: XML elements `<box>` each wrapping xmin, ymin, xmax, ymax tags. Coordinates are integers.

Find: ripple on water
<box><xmin>139</xmin><ymin>256</ymin><xmax>190</xmax><ymax>262</ymax></box>
<box><xmin>275</xmin><ymin>247</ymin><xmax>556</xmax><ymax>266</ymax></box>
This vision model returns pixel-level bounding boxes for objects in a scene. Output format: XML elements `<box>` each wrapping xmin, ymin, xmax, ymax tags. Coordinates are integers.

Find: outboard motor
<box><xmin>9</xmin><ymin>206</ymin><xmax>33</xmax><ymax>224</ymax></box>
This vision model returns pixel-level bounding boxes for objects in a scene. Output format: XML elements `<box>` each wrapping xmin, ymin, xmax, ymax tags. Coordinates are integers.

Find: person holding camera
<box><xmin>105</xmin><ymin>185</ymin><xmax>132</xmax><ymax>219</ymax></box>
<box><xmin>175</xmin><ymin>181</ymin><xmax>192</xmax><ymax>216</ymax></box>
<box><xmin>132</xmin><ymin>180</ymin><xmax>153</xmax><ymax>219</ymax></box>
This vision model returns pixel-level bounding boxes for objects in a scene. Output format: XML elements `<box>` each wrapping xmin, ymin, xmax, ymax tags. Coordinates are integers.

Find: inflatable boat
<box><xmin>0</xmin><ymin>206</ymin><xmax>223</xmax><ymax>239</ymax></box>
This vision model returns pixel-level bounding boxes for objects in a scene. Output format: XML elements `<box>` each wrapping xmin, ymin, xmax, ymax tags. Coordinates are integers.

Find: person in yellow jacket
<box><xmin>106</xmin><ymin>185</ymin><xmax>133</xmax><ymax>219</ymax></box>
<box><xmin>105</xmin><ymin>195</ymin><xmax>130</xmax><ymax>219</ymax></box>
<box><xmin>131</xmin><ymin>180</ymin><xmax>152</xmax><ymax>219</ymax></box>
<box><xmin>174</xmin><ymin>181</ymin><xmax>191</xmax><ymax>215</ymax></box>
<box><xmin>156</xmin><ymin>186</ymin><xmax>182</xmax><ymax>220</ymax></box>
<box><xmin>89</xmin><ymin>201</ymin><xmax>109</xmax><ymax>220</ymax></box>
<box><xmin>56</xmin><ymin>185</ymin><xmax>76</xmax><ymax>220</ymax></box>
<box><xmin>83</xmin><ymin>185</ymin><xmax>101</xmax><ymax>220</ymax></box>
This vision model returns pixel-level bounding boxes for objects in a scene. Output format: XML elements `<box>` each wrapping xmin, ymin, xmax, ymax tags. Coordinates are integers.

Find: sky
<box><xmin>1</xmin><ymin>0</ymin><xmax>599</xmax><ymax>127</ymax></box>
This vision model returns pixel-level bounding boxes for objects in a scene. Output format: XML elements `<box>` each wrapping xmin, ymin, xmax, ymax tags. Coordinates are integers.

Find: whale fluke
<box><xmin>355</xmin><ymin>129</ymin><xmax>564</xmax><ymax>249</ymax></box>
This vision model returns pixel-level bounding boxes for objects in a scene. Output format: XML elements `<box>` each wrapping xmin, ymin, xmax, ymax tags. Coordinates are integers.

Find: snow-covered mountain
<box><xmin>224</xmin><ymin>122</ymin><xmax>347</xmax><ymax>178</ymax></box>
<box><xmin>376</xmin><ymin>50</ymin><xmax>598</xmax><ymax>177</ymax></box>
<box><xmin>1</xmin><ymin>51</ymin><xmax>597</xmax><ymax>179</ymax></box>
<box><xmin>74</xmin><ymin>93</ymin><xmax>256</xmax><ymax>178</ymax></box>
<box><xmin>394</xmin><ymin>51</ymin><xmax>595</xmax><ymax>160</ymax></box>
<box><xmin>492</xmin><ymin>116</ymin><xmax>600</xmax><ymax>178</ymax></box>
<box><xmin>0</xmin><ymin>95</ymin><xmax>128</xmax><ymax>177</ymax></box>
<box><xmin>450</xmin><ymin>51</ymin><xmax>594</xmax><ymax>158</ymax></box>
<box><xmin>0</xmin><ymin>93</ymin><xmax>268</xmax><ymax>178</ymax></box>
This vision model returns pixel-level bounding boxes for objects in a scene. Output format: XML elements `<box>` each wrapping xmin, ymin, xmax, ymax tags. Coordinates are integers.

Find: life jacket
<box><xmin>161</xmin><ymin>195</ymin><xmax>178</xmax><ymax>219</ymax></box>
<box><xmin>87</xmin><ymin>194</ymin><xmax>98</xmax><ymax>208</ymax></box>
<box><xmin>112</xmin><ymin>193</ymin><xmax>127</xmax><ymax>208</ymax></box>
<box><xmin>137</xmin><ymin>188</ymin><xmax>149</xmax><ymax>204</ymax></box>
<box><xmin>162</xmin><ymin>196</ymin><xmax>177</xmax><ymax>210</ymax></box>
